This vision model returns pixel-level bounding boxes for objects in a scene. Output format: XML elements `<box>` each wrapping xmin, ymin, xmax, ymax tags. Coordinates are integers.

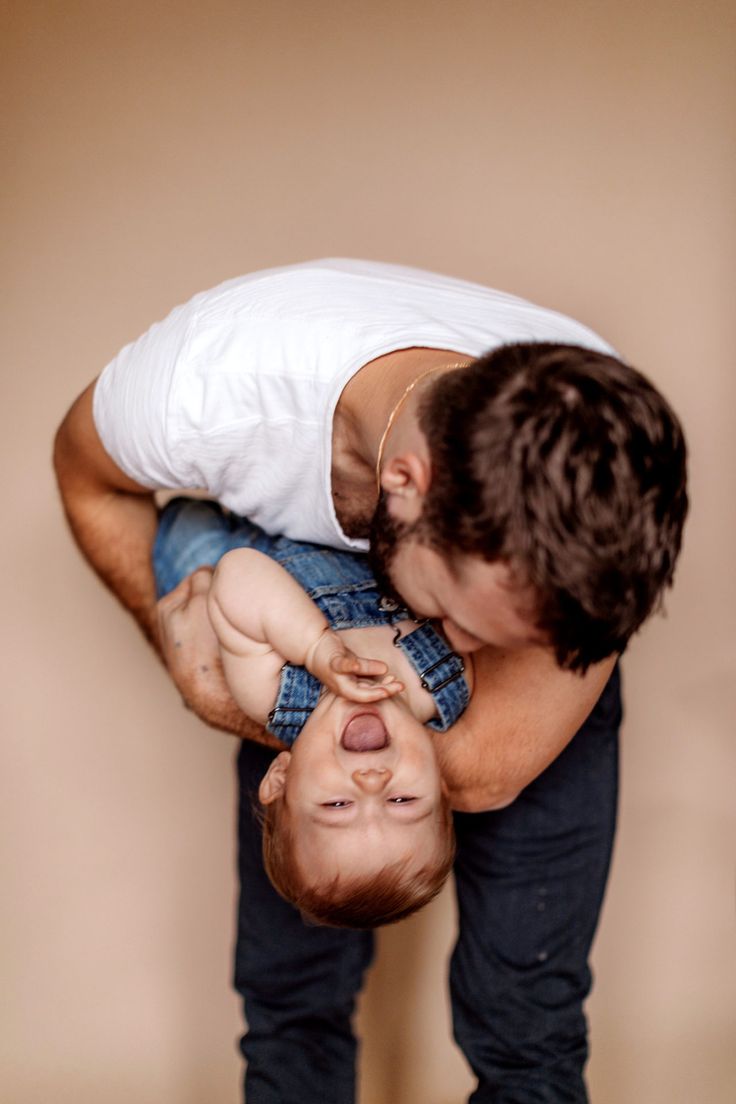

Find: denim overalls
<box><xmin>153</xmin><ymin>497</ymin><xmax>469</xmax><ymax>744</ymax></box>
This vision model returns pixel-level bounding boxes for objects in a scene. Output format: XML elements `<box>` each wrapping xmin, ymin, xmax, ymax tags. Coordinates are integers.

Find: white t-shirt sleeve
<box><xmin>92</xmin><ymin>302</ymin><xmax>193</xmax><ymax>489</ymax></box>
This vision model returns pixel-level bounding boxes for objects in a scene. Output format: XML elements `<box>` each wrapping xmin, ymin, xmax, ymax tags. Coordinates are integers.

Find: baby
<box><xmin>154</xmin><ymin>498</ymin><xmax>472</xmax><ymax>928</ymax></box>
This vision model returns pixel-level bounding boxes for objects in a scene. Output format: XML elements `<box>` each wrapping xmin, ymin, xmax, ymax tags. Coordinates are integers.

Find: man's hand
<box><xmin>157</xmin><ymin>566</ymin><xmax>225</xmax><ymax>711</ymax></box>
<box><xmin>305</xmin><ymin>629</ymin><xmax>404</xmax><ymax>702</ymax></box>
<box><xmin>157</xmin><ymin>567</ymin><xmax>280</xmax><ymax>745</ymax></box>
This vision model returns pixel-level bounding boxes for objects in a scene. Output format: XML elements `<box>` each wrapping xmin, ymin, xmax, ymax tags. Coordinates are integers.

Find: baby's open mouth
<box><xmin>341</xmin><ymin>711</ymin><xmax>389</xmax><ymax>752</ymax></box>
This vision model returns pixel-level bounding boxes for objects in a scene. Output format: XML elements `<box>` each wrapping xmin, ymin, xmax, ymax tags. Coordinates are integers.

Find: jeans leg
<box><xmin>234</xmin><ymin>741</ymin><xmax>375</xmax><ymax>1104</ymax></box>
<box><xmin>450</xmin><ymin>667</ymin><xmax>621</xmax><ymax>1104</ymax></box>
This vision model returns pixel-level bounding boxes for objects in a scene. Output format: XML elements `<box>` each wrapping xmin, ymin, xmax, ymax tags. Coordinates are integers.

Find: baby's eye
<box><xmin>322</xmin><ymin>800</ymin><xmax>353</xmax><ymax>808</ymax></box>
<box><xmin>388</xmin><ymin>796</ymin><xmax>417</xmax><ymax>804</ymax></box>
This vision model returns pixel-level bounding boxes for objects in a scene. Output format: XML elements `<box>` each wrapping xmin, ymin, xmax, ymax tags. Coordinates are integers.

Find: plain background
<box><xmin>2</xmin><ymin>2</ymin><xmax>734</xmax><ymax>1101</ymax></box>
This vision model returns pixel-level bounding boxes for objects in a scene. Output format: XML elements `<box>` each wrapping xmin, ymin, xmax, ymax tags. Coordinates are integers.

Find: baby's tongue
<box><xmin>341</xmin><ymin>713</ymin><xmax>389</xmax><ymax>752</ymax></box>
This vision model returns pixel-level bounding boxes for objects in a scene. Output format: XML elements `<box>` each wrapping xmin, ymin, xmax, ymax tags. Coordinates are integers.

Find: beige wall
<box><xmin>2</xmin><ymin>2</ymin><xmax>734</xmax><ymax>1101</ymax></box>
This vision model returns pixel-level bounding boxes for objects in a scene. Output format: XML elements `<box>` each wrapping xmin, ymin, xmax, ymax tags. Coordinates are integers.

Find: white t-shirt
<box><xmin>93</xmin><ymin>258</ymin><xmax>615</xmax><ymax>551</ymax></box>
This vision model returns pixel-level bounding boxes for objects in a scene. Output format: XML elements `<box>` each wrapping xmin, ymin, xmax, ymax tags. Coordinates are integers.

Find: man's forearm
<box><xmin>53</xmin><ymin>398</ymin><xmax>162</xmax><ymax>648</ymax></box>
<box><xmin>63</xmin><ymin>487</ymin><xmax>160</xmax><ymax>644</ymax></box>
<box><xmin>433</xmin><ymin>718</ymin><xmax>534</xmax><ymax>812</ymax></box>
<box><xmin>433</xmin><ymin>647</ymin><xmax>616</xmax><ymax>812</ymax></box>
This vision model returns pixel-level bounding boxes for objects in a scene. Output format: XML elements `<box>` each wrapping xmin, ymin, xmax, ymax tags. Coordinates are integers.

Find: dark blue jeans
<box><xmin>153</xmin><ymin>498</ymin><xmax>620</xmax><ymax>1102</ymax></box>
<box><xmin>234</xmin><ymin>671</ymin><xmax>620</xmax><ymax>1104</ymax></box>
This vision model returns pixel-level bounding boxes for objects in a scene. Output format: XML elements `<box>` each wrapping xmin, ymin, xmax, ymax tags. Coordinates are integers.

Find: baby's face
<box><xmin>259</xmin><ymin>694</ymin><xmax>446</xmax><ymax>882</ymax></box>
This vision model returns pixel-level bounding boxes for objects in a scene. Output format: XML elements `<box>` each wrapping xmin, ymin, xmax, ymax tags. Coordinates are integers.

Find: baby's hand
<box><xmin>305</xmin><ymin>630</ymin><xmax>404</xmax><ymax>702</ymax></box>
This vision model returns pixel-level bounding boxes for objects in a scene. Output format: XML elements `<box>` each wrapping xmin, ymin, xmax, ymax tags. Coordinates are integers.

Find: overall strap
<box><xmin>267</xmin><ymin>664</ymin><xmax>322</xmax><ymax>747</ymax></box>
<box><xmin>396</xmin><ymin>622</ymin><xmax>469</xmax><ymax>732</ymax></box>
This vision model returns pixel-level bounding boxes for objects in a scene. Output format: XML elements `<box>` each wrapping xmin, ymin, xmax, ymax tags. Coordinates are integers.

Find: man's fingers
<box><xmin>156</xmin><ymin>572</ymin><xmax>220</xmax><ymax>676</ymax></box>
<box><xmin>189</xmin><ymin>566</ymin><xmax>215</xmax><ymax>593</ymax></box>
<box><xmin>157</xmin><ymin>574</ymin><xmax>193</xmax><ymax>611</ymax></box>
<box><xmin>157</xmin><ymin>566</ymin><xmax>214</xmax><ymax>615</ymax></box>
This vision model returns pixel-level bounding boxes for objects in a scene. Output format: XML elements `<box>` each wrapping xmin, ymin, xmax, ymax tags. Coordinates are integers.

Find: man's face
<box><xmin>261</xmin><ymin>695</ymin><xmax>447</xmax><ymax>883</ymax></box>
<box><xmin>369</xmin><ymin>496</ymin><xmax>546</xmax><ymax>654</ymax></box>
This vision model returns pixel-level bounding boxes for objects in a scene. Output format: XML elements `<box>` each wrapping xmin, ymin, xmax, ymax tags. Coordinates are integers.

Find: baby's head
<box><xmin>258</xmin><ymin>695</ymin><xmax>455</xmax><ymax>928</ymax></box>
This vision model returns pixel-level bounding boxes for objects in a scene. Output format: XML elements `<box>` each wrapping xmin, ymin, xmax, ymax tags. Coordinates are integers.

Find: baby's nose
<box><xmin>352</xmin><ymin>767</ymin><xmax>393</xmax><ymax>794</ymax></box>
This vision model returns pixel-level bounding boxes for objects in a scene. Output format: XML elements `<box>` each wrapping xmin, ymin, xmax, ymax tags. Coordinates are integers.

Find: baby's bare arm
<box><xmin>209</xmin><ymin>549</ymin><xmax>331</xmax><ymax>663</ymax></box>
<box><xmin>208</xmin><ymin>549</ymin><xmax>402</xmax><ymax>703</ymax></box>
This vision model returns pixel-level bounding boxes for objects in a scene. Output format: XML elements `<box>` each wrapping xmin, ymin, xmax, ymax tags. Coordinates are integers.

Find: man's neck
<box><xmin>331</xmin><ymin>347</ymin><xmax>468</xmax><ymax>539</ymax></box>
<box><xmin>336</xmin><ymin>347</ymin><xmax>469</xmax><ymax>474</ymax></box>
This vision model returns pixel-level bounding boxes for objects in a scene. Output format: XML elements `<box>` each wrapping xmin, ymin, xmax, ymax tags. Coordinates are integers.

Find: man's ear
<box><xmin>380</xmin><ymin>449</ymin><xmax>431</xmax><ymax>524</ymax></box>
<box><xmin>258</xmin><ymin>751</ymin><xmax>292</xmax><ymax>805</ymax></box>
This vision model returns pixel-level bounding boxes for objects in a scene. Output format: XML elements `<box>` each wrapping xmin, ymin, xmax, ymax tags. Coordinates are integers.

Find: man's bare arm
<box><xmin>433</xmin><ymin>647</ymin><xmax>616</xmax><ymax>812</ymax></box>
<box><xmin>53</xmin><ymin>382</ymin><xmax>162</xmax><ymax>642</ymax></box>
<box><xmin>53</xmin><ymin>382</ymin><xmax>280</xmax><ymax>746</ymax></box>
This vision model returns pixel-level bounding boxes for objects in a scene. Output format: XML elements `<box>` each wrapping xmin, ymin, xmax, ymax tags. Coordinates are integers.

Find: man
<box><xmin>54</xmin><ymin>258</ymin><xmax>687</xmax><ymax>1101</ymax></box>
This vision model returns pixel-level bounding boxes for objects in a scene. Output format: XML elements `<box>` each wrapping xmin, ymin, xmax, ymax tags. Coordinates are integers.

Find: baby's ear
<box><xmin>258</xmin><ymin>751</ymin><xmax>292</xmax><ymax>804</ymax></box>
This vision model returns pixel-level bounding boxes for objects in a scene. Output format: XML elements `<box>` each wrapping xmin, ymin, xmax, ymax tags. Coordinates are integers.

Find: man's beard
<box><xmin>368</xmin><ymin>493</ymin><xmax>422</xmax><ymax>615</ymax></box>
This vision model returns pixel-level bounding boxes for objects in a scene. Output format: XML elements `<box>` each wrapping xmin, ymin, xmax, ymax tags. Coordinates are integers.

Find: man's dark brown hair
<box><xmin>261</xmin><ymin>797</ymin><xmax>456</xmax><ymax>929</ymax></box>
<box><xmin>418</xmin><ymin>343</ymin><xmax>688</xmax><ymax>671</ymax></box>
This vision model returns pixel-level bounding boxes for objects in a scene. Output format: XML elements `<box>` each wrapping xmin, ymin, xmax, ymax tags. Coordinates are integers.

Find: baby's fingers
<box><xmin>329</xmin><ymin>671</ymin><xmax>404</xmax><ymax>702</ymax></box>
<box><xmin>378</xmin><ymin>674</ymin><xmax>404</xmax><ymax>698</ymax></box>
<box><xmin>330</xmin><ymin>653</ymin><xmax>388</xmax><ymax>676</ymax></box>
<box><xmin>341</xmin><ymin>680</ymin><xmax>404</xmax><ymax>702</ymax></box>
<box><xmin>354</xmin><ymin>656</ymin><xmax>390</xmax><ymax>677</ymax></box>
